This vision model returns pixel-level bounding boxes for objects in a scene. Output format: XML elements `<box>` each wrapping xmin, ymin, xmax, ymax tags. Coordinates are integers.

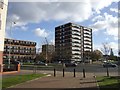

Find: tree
<box><xmin>35</xmin><ymin>53</ymin><xmax>46</xmax><ymax>63</ymax></box>
<box><xmin>101</xmin><ymin>42</ymin><xmax>110</xmax><ymax>56</ymax></box>
<box><xmin>101</xmin><ymin>42</ymin><xmax>111</xmax><ymax>77</ymax></box>
<box><xmin>51</xmin><ymin>52</ymin><xmax>59</xmax><ymax>62</ymax></box>
<box><xmin>84</xmin><ymin>51</ymin><xmax>92</xmax><ymax>60</ymax></box>
<box><xmin>91</xmin><ymin>50</ymin><xmax>103</xmax><ymax>61</ymax></box>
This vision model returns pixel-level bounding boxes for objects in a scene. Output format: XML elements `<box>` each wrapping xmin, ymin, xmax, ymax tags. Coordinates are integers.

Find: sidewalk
<box><xmin>6</xmin><ymin>70</ymin><xmax>99</xmax><ymax>89</ymax></box>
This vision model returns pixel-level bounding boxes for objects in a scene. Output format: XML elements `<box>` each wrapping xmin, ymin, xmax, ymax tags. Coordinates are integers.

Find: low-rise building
<box><xmin>3</xmin><ymin>38</ymin><xmax>36</xmax><ymax>63</ymax></box>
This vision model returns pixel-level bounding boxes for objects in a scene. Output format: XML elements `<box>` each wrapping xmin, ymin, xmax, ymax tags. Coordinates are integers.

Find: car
<box><xmin>84</xmin><ymin>60</ymin><xmax>90</xmax><ymax>63</ymax></box>
<box><xmin>36</xmin><ymin>61</ymin><xmax>48</xmax><ymax>66</ymax></box>
<box><xmin>113</xmin><ymin>61</ymin><xmax>120</xmax><ymax>65</ymax></box>
<box><xmin>103</xmin><ymin>62</ymin><xmax>117</xmax><ymax>68</ymax></box>
<box><xmin>11</xmin><ymin>61</ymin><xmax>20</xmax><ymax>64</ymax></box>
<box><xmin>65</xmin><ymin>63</ymin><xmax>77</xmax><ymax>67</ymax></box>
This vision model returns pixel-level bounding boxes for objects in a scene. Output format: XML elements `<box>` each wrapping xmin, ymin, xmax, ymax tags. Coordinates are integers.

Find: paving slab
<box><xmin>7</xmin><ymin>75</ymin><xmax>98</xmax><ymax>89</ymax></box>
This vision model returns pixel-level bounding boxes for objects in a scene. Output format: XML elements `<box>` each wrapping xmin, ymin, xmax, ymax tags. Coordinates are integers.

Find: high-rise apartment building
<box><xmin>55</xmin><ymin>22</ymin><xmax>92</xmax><ymax>63</ymax></box>
<box><xmin>0</xmin><ymin>0</ymin><xmax>8</xmax><ymax>72</ymax></box>
<box><xmin>3</xmin><ymin>38</ymin><xmax>36</xmax><ymax>63</ymax></box>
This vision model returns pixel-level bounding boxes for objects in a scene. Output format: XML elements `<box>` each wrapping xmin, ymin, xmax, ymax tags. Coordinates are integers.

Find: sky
<box><xmin>6</xmin><ymin>0</ymin><xmax>119</xmax><ymax>55</ymax></box>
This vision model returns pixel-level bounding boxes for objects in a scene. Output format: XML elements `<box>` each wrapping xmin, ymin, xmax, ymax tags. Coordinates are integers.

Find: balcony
<box><xmin>72</xmin><ymin>33</ymin><xmax>81</xmax><ymax>36</ymax></box>
<box><xmin>72</xmin><ymin>53</ymin><xmax>81</xmax><ymax>55</ymax></box>
<box><xmin>72</xmin><ymin>41</ymin><xmax>80</xmax><ymax>44</ymax></box>
<box><xmin>84</xmin><ymin>43</ymin><xmax>91</xmax><ymax>46</ymax></box>
<box><xmin>84</xmin><ymin>39</ymin><xmax>91</xmax><ymax>42</ymax></box>
<box><xmin>84</xmin><ymin>46</ymin><xmax>92</xmax><ymax>49</ymax></box>
<box><xmin>72</xmin><ymin>57</ymin><xmax>81</xmax><ymax>59</ymax></box>
<box><xmin>72</xmin><ymin>37</ymin><xmax>81</xmax><ymax>40</ymax></box>
<box><xmin>84</xmin><ymin>32</ymin><xmax>91</xmax><ymax>35</ymax></box>
<box><xmin>84</xmin><ymin>36</ymin><xmax>91</xmax><ymax>39</ymax></box>
<box><xmin>72</xmin><ymin>49</ymin><xmax>80</xmax><ymax>51</ymax></box>
<box><xmin>84</xmin><ymin>29</ymin><xmax>91</xmax><ymax>32</ymax></box>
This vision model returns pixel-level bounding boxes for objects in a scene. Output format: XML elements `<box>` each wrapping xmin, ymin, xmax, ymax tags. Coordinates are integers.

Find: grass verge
<box><xmin>2</xmin><ymin>74</ymin><xmax>46</xmax><ymax>89</ymax></box>
<box><xmin>96</xmin><ymin>76</ymin><xmax>120</xmax><ymax>89</ymax></box>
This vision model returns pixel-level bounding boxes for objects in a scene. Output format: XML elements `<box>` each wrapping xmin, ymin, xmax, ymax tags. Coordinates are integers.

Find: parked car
<box><xmin>113</xmin><ymin>61</ymin><xmax>120</xmax><ymax>65</ymax></box>
<box><xmin>36</xmin><ymin>61</ymin><xmax>48</xmax><ymax>66</ymax></box>
<box><xmin>65</xmin><ymin>63</ymin><xmax>77</xmax><ymax>67</ymax></box>
<box><xmin>11</xmin><ymin>61</ymin><xmax>20</xmax><ymax>64</ymax></box>
<box><xmin>84</xmin><ymin>60</ymin><xmax>90</xmax><ymax>63</ymax></box>
<box><xmin>103</xmin><ymin>62</ymin><xmax>117</xmax><ymax>68</ymax></box>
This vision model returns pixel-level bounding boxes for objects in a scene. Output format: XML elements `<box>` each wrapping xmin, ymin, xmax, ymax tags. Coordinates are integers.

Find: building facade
<box><xmin>0</xmin><ymin>0</ymin><xmax>8</xmax><ymax>72</ymax></box>
<box><xmin>55</xmin><ymin>22</ymin><xmax>92</xmax><ymax>63</ymax></box>
<box><xmin>42</xmin><ymin>44</ymin><xmax>55</xmax><ymax>63</ymax></box>
<box><xmin>3</xmin><ymin>38</ymin><xmax>36</xmax><ymax>63</ymax></box>
<box><xmin>42</xmin><ymin>44</ymin><xmax>55</xmax><ymax>53</ymax></box>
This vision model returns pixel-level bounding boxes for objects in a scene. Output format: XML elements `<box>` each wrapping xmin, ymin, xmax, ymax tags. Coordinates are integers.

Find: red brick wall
<box><xmin>0</xmin><ymin>51</ymin><xmax>3</xmax><ymax>72</ymax></box>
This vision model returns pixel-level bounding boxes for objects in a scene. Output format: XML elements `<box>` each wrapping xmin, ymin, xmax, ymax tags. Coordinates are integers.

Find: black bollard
<box><xmin>54</xmin><ymin>68</ymin><xmax>56</xmax><ymax>77</ymax></box>
<box><xmin>63</xmin><ymin>68</ymin><xmax>64</xmax><ymax>77</ymax></box>
<box><xmin>106</xmin><ymin>67</ymin><xmax>109</xmax><ymax>77</ymax></box>
<box><xmin>74</xmin><ymin>68</ymin><xmax>76</xmax><ymax>77</ymax></box>
<box><xmin>83</xmin><ymin>68</ymin><xmax>86</xmax><ymax>78</ymax></box>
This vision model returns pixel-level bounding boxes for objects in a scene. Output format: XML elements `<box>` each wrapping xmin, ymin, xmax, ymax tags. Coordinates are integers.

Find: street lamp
<box><xmin>8</xmin><ymin>22</ymin><xmax>16</xmax><ymax>68</ymax></box>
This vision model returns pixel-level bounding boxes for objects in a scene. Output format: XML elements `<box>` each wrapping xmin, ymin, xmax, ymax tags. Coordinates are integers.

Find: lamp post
<box><xmin>45</xmin><ymin>37</ymin><xmax>48</xmax><ymax>63</ymax></box>
<box><xmin>8</xmin><ymin>22</ymin><xmax>16</xmax><ymax>68</ymax></box>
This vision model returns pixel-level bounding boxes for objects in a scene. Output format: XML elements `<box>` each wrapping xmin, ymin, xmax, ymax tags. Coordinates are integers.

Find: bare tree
<box><xmin>101</xmin><ymin>42</ymin><xmax>111</xmax><ymax>77</ymax></box>
<box><xmin>101</xmin><ymin>42</ymin><xmax>110</xmax><ymax>56</ymax></box>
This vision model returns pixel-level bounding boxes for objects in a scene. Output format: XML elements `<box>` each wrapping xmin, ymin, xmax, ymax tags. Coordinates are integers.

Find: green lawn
<box><xmin>96</xmin><ymin>76</ymin><xmax>120</xmax><ymax>89</ymax></box>
<box><xmin>2</xmin><ymin>74</ymin><xmax>46</xmax><ymax>89</ymax></box>
<box><xmin>22</xmin><ymin>63</ymin><xmax>63</xmax><ymax>68</ymax></box>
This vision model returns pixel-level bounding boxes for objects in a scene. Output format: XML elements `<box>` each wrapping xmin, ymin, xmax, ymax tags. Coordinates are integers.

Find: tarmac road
<box><xmin>20</xmin><ymin>63</ymin><xmax>119</xmax><ymax>76</ymax></box>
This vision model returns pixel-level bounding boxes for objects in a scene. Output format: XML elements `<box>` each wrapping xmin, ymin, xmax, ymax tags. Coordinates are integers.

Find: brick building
<box><xmin>3</xmin><ymin>38</ymin><xmax>36</xmax><ymax>64</ymax></box>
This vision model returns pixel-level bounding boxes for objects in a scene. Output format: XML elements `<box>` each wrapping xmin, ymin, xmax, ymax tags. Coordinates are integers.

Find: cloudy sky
<box><xmin>6</xmin><ymin>0</ymin><xmax>119</xmax><ymax>55</ymax></box>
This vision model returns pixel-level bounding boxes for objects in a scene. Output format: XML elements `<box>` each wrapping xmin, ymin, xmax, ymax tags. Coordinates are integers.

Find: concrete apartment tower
<box><xmin>0</xmin><ymin>0</ymin><xmax>8</xmax><ymax>72</ymax></box>
<box><xmin>55</xmin><ymin>22</ymin><xmax>92</xmax><ymax>63</ymax></box>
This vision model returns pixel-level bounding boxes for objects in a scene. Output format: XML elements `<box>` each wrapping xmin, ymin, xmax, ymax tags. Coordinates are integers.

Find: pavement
<box><xmin>4</xmin><ymin>70</ymin><xmax>99</xmax><ymax>89</ymax></box>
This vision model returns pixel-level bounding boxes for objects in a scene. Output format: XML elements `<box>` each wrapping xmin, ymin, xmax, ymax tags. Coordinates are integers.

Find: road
<box><xmin>20</xmin><ymin>63</ymin><xmax>119</xmax><ymax>76</ymax></box>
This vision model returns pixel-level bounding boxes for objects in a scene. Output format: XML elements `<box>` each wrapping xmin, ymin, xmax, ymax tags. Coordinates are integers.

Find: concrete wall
<box><xmin>0</xmin><ymin>0</ymin><xmax>8</xmax><ymax>72</ymax></box>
